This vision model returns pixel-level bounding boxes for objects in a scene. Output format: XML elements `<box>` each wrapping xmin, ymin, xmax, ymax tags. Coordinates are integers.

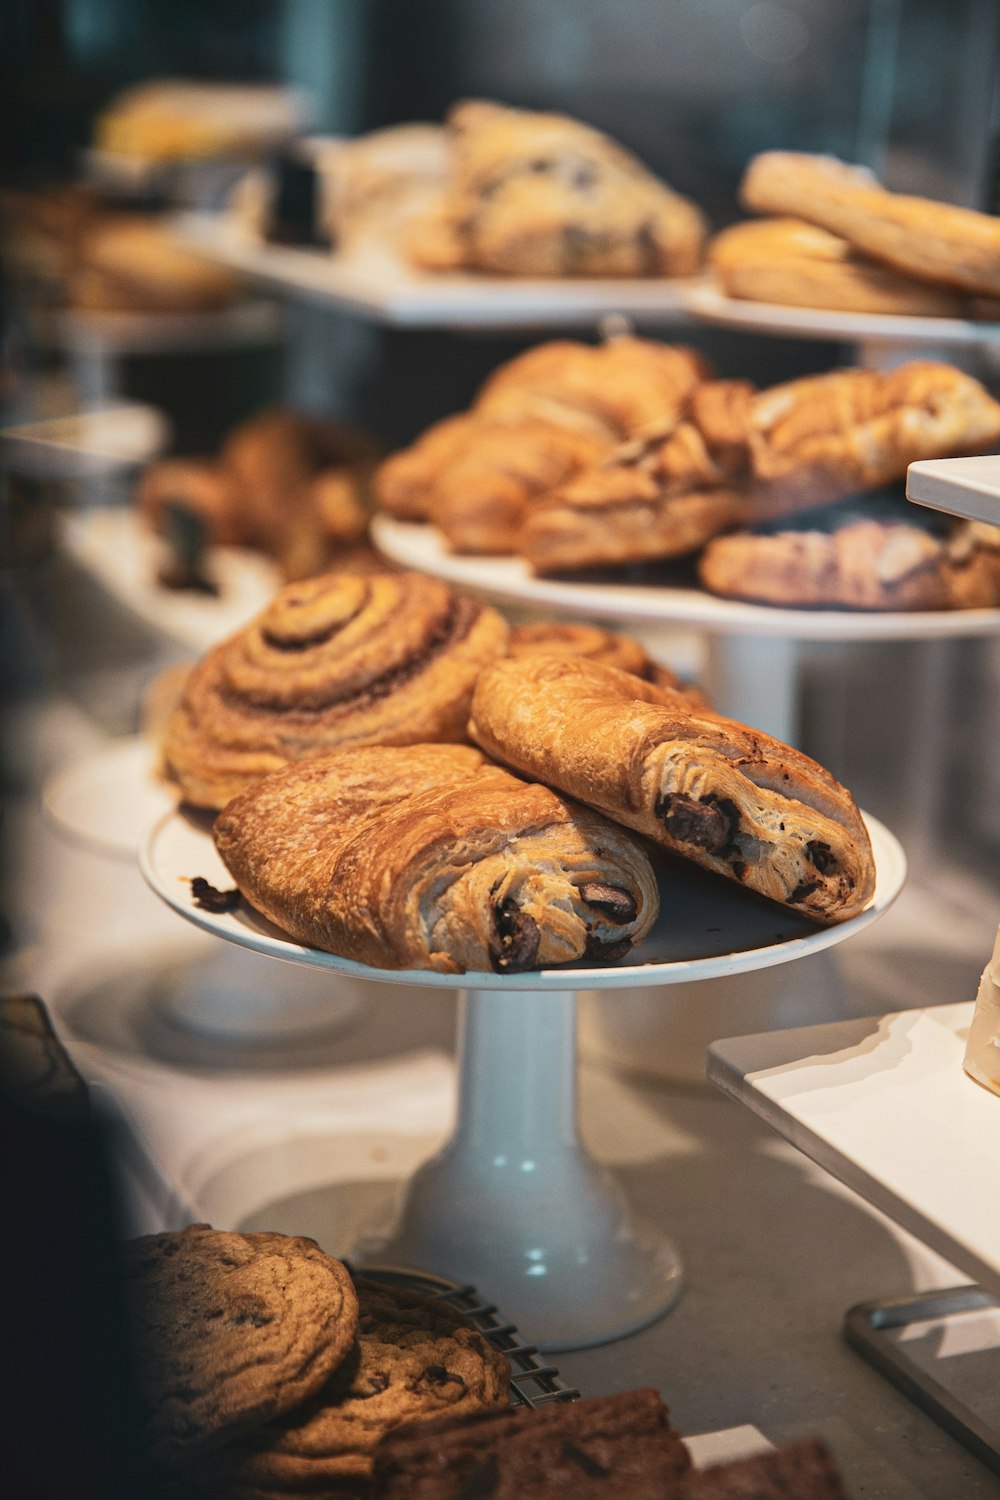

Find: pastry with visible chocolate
<box><xmin>470</xmin><ymin>654</ymin><xmax>875</xmax><ymax>924</ymax></box>
<box><xmin>196</xmin><ymin>1277</ymin><xmax>510</xmax><ymax>1498</ymax></box>
<box><xmin>521</xmin><ymin>380</ymin><xmax>754</xmax><ymax>572</ymax></box>
<box><xmin>212</xmin><ymin>742</ymin><xmax>658</xmax><ymax>973</ymax></box>
<box><xmin>123</xmin><ymin>1224</ymin><xmax>358</xmax><ymax>1470</ymax></box>
<box><xmin>369</xmin><ymin>1386</ymin><xmax>691</xmax><ymax>1499</ymax></box>
<box><xmin>162</xmin><ymin>571</ymin><xmax>509</xmax><ymax>809</ymax></box>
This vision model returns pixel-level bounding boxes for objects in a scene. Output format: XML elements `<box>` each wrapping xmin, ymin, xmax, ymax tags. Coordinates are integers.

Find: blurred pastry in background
<box><xmin>408</xmin><ymin>99</ymin><xmax>707</xmax><ymax>278</ymax></box>
<box><xmin>139</xmin><ymin>408</ymin><xmax>380</xmax><ymax>584</ymax></box>
<box><xmin>316</xmin><ymin>123</ymin><xmax>450</xmax><ymax>259</ymax></box>
<box><xmin>69</xmin><ymin>215</ymin><xmax>241</xmax><ymax>312</ymax></box>
<box><xmin>699</xmin><ymin>495</ymin><xmax>1000</xmax><ymax>610</ymax></box>
<box><xmin>94</xmin><ymin>79</ymin><xmax>305</xmax><ymax>162</ymax></box>
<box><xmin>0</xmin><ymin>184</ymin><xmax>103</xmax><ymax>303</ymax></box>
<box><xmin>709</xmin><ymin>217</ymin><xmax>968</xmax><ymax>318</ymax></box>
<box><xmin>508</xmin><ymin>620</ymin><xmax>709</xmax><ymax>704</ymax></box>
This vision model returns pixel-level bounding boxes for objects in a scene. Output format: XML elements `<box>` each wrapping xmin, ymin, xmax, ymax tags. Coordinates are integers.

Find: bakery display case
<box><xmin>5</xmin><ymin>3</ymin><xmax>1000</xmax><ymax>1496</ymax></box>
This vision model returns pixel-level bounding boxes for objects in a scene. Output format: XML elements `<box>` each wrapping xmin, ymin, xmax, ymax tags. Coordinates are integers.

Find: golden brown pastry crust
<box><xmin>699</xmin><ymin>518</ymin><xmax>1000</xmax><ymax>610</ymax></box>
<box><xmin>408</xmin><ymin>99</ymin><xmax>707</xmax><ymax>278</ymax></box>
<box><xmin>163</xmin><ymin>571</ymin><xmax>510</xmax><ymax>809</ymax></box>
<box><xmin>740</xmin><ymin>152</ymin><xmax>1000</xmax><ymax>298</ymax></box>
<box><xmin>469</xmin><ymin>655</ymin><xmax>875</xmax><ymax>924</ymax></box>
<box><xmin>69</xmin><ymin>215</ymin><xmax>240</xmax><ymax>312</ymax></box>
<box><xmin>507</xmin><ymin>620</ymin><xmax>707</xmax><ymax>703</ymax></box>
<box><xmin>374</xmin><ymin>337</ymin><xmax>709</xmax><ymax>553</ymax></box>
<box><xmin>213</xmin><ymin>744</ymin><xmax>659</xmax><ymax>973</ymax></box>
<box><xmin>710</xmin><ymin>217</ymin><xmax>967</xmax><ymax>318</ymax></box>
<box><xmin>137</xmin><ymin>458</ymin><xmax>244</xmax><ymax>547</ymax></box>
<box><xmin>520</xmin><ymin>380</ymin><xmax>755</xmax><ymax>573</ymax></box>
<box><xmin>746</xmin><ymin>362</ymin><xmax>1000</xmax><ymax>518</ymax></box>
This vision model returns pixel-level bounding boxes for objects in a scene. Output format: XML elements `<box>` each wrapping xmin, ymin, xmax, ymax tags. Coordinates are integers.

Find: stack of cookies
<box><xmin>124</xmin><ymin>1225</ymin><xmax>510</xmax><ymax>1497</ymax></box>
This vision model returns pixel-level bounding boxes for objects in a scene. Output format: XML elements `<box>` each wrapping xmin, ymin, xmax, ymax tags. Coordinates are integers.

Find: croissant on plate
<box><xmin>408</xmin><ymin>99</ymin><xmax>707</xmax><ymax>278</ymax></box>
<box><xmin>507</xmin><ymin>620</ymin><xmax>709</xmax><ymax>704</ymax></box>
<box><xmin>162</xmin><ymin>571</ymin><xmax>509</xmax><ymax>809</ymax></box>
<box><xmin>469</xmin><ymin>654</ymin><xmax>876</xmax><ymax>924</ymax></box>
<box><xmin>375</xmin><ymin>336</ymin><xmax>709</xmax><ymax>553</ymax></box>
<box><xmin>213</xmin><ymin>744</ymin><xmax>659</xmax><ymax>973</ymax></box>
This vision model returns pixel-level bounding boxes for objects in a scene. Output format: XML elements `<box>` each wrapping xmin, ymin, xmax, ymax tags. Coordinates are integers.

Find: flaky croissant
<box><xmin>507</xmin><ymin>620</ymin><xmax>709</xmax><ymax>705</ymax></box>
<box><xmin>469</xmin><ymin>655</ymin><xmax>875</xmax><ymax>924</ymax></box>
<box><xmin>163</xmin><ymin>571</ymin><xmax>509</xmax><ymax>809</ymax></box>
<box><xmin>213</xmin><ymin>744</ymin><xmax>659</xmax><ymax>973</ymax></box>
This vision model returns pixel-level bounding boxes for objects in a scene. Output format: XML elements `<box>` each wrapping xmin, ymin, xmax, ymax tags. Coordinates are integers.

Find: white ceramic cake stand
<box><xmin>140</xmin><ymin>808</ymin><xmax>904</xmax><ymax>1349</ymax></box>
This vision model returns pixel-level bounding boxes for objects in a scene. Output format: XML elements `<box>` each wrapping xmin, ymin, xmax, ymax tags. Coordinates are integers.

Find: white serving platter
<box><xmin>372</xmin><ymin>516</ymin><xmax>1000</xmax><ymax>642</ymax></box>
<box><xmin>2</xmin><ymin>403</ymin><xmax>170</xmax><ymax>479</ymax></box>
<box><xmin>61</xmin><ymin>506</ymin><xmax>280</xmax><ymax>651</ymax></box>
<box><xmin>708</xmin><ymin>1002</ymin><xmax>1000</xmax><ymax>1301</ymax></box>
<box><xmin>173</xmin><ymin>212</ymin><xmax>700</xmax><ymax>329</ymax></box>
<box><xmin>42</xmin><ymin>737</ymin><xmax>176</xmax><ymax>859</ymax></box>
<box><xmin>140</xmin><ymin>807</ymin><xmax>905</xmax><ymax>993</ymax></box>
<box><xmin>907</xmin><ymin>455</ymin><xmax>1000</xmax><ymax>528</ymax></box>
<box><xmin>685</xmin><ymin>282</ymin><xmax>1000</xmax><ymax>348</ymax></box>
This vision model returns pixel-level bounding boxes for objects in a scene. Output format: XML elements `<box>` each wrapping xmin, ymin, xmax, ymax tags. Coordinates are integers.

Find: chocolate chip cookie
<box><xmin>124</xmin><ymin>1225</ymin><xmax>358</xmax><ymax>1468</ymax></box>
<box><xmin>196</xmin><ymin>1277</ymin><xmax>511</xmax><ymax>1497</ymax></box>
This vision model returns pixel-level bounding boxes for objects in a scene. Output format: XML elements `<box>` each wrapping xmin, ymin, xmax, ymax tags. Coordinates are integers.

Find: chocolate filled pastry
<box><xmin>741</xmin><ymin>150</ymin><xmax>1000</xmax><ymax>299</ymax></box>
<box><xmin>470</xmin><ymin>655</ymin><xmax>875</xmax><ymax>924</ymax></box>
<box><xmin>521</xmin><ymin>380</ymin><xmax>755</xmax><ymax>572</ymax></box>
<box><xmin>508</xmin><ymin>620</ymin><xmax>709</xmax><ymax>704</ymax></box>
<box><xmin>408</xmin><ymin>99</ymin><xmax>707</xmax><ymax>278</ymax></box>
<box><xmin>746</xmin><ymin>361</ymin><xmax>1000</xmax><ymax>518</ymax></box>
<box><xmin>213</xmin><ymin>744</ymin><xmax>658</xmax><ymax>973</ymax></box>
<box><xmin>709</xmin><ymin>217</ymin><xmax>968</xmax><ymax>318</ymax></box>
<box><xmin>374</xmin><ymin>337</ymin><xmax>709</xmax><ymax>552</ymax></box>
<box><xmin>162</xmin><ymin>571</ymin><xmax>509</xmax><ymax>809</ymax></box>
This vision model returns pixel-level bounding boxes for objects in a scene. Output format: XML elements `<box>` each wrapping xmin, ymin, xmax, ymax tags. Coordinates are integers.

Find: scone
<box><xmin>470</xmin><ymin>654</ymin><xmax>875</xmax><ymax>925</ymax></box>
<box><xmin>123</xmin><ymin>1224</ymin><xmax>358</xmax><ymax>1469</ymax></box>
<box><xmin>162</xmin><ymin>571</ymin><xmax>510</xmax><ymax>809</ymax></box>
<box><xmin>710</xmin><ymin>217</ymin><xmax>967</xmax><ymax>318</ymax></box>
<box><xmin>409</xmin><ymin>99</ymin><xmax>707</xmax><ymax>278</ymax></box>
<box><xmin>212</xmin><ymin>743</ymin><xmax>659</xmax><ymax>973</ymax></box>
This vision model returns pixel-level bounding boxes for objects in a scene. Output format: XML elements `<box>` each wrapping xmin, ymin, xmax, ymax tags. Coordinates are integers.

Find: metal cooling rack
<box><xmin>351</xmin><ymin>1264</ymin><xmax>581</xmax><ymax>1408</ymax></box>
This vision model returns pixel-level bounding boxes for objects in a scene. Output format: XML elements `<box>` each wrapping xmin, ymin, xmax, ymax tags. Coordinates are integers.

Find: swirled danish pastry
<box><xmin>213</xmin><ymin>744</ymin><xmax>658</xmax><ymax>973</ymax></box>
<box><xmin>163</xmin><ymin>572</ymin><xmax>509</xmax><ymax>809</ymax></box>
<box><xmin>470</xmin><ymin>655</ymin><xmax>875</xmax><ymax>924</ymax></box>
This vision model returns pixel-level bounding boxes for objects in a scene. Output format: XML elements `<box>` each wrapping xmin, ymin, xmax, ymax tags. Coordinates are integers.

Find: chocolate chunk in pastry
<box><xmin>746</xmin><ymin>362</ymin><xmax>1000</xmax><ymax>518</ymax></box>
<box><xmin>212</xmin><ymin>743</ymin><xmax>658</xmax><ymax>972</ymax></box>
<box><xmin>741</xmin><ymin>149</ymin><xmax>1000</xmax><ymax>299</ymax></box>
<box><xmin>470</xmin><ymin>655</ymin><xmax>875</xmax><ymax>924</ymax></box>
<box><xmin>162</xmin><ymin>571</ymin><xmax>509</xmax><ymax>809</ymax></box>
<box><xmin>408</xmin><ymin>99</ymin><xmax>706</xmax><ymax>279</ymax></box>
<box><xmin>520</xmin><ymin>380</ymin><xmax>755</xmax><ymax>573</ymax></box>
<box><xmin>369</xmin><ymin>1387</ymin><xmax>690</xmax><ymax>1498</ymax></box>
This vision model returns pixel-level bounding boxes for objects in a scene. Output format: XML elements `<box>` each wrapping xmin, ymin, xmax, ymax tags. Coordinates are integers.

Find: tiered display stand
<box><xmin>140</xmin><ymin>805</ymin><xmax>904</xmax><ymax>1350</ymax></box>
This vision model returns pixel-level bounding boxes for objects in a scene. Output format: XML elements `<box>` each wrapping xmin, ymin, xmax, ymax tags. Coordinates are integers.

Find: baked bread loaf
<box><xmin>470</xmin><ymin>655</ymin><xmax>875</xmax><ymax>924</ymax></box>
<box><xmin>746</xmin><ymin>362</ymin><xmax>1000</xmax><ymax>517</ymax></box>
<box><xmin>124</xmin><ymin>1224</ymin><xmax>358</xmax><ymax>1469</ymax></box>
<box><xmin>710</xmin><ymin>217</ymin><xmax>967</xmax><ymax>318</ymax></box>
<box><xmin>163</xmin><ymin>571</ymin><xmax>509</xmax><ymax>809</ymax></box>
<box><xmin>508</xmin><ymin>620</ymin><xmax>707</xmax><ymax>702</ymax></box>
<box><xmin>370</xmin><ymin>1387</ymin><xmax>691</xmax><ymax>1498</ymax></box>
<box><xmin>741</xmin><ymin>151</ymin><xmax>1000</xmax><ymax>299</ymax></box>
<box><xmin>521</xmin><ymin>380</ymin><xmax>755</xmax><ymax>572</ymax></box>
<box><xmin>700</xmin><ymin>506</ymin><xmax>1000</xmax><ymax>610</ymax></box>
<box><xmin>213</xmin><ymin>743</ymin><xmax>659</xmax><ymax>972</ymax></box>
<box><xmin>196</xmin><ymin>1277</ymin><xmax>510</xmax><ymax>1498</ymax></box>
<box><xmin>375</xmin><ymin>337</ymin><xmax>710</xmax><ymax>553</ymax></box>
<box><xmin>409</xmin><ymin>99</ymin><xmax>707</xmax><ymax>278</ymax></box>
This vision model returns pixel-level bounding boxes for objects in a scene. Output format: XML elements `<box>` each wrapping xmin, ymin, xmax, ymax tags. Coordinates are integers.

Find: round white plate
<box><xmin>2</xmin><ymin>403</ymin><xmax>170</xmax><ymax>479</ymax></box>
<box><xmin>685</xmin><ymin>282</ymin><xmax>1000</xmax><ymax>348</ymax></box>
<box><xmin>61</xmin><ymin>506</ymin><xmax>280</xmax><ymax>651</ymax></box>
<box><xmin>42</xmin><ymin>737</ymin><xmax>176</xmax><ymax>858</ymax></box>
<box><xmin>372</xmin><ymin>516</ymin><xmax>1000</xmax><ymax>642</ymax></box>
<box><xmin>140</xmin><ymin>808</ymin><xmax>906</xmax><ymax>992</ymax></box>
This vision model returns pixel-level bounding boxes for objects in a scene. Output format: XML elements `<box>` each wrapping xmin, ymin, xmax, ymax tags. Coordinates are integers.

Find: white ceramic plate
<box><xmin>43</xmin><ymin>737</ymin><xmax>175</xmax><ymax>858</ymax></box>
<box><xmin>140</xmin><ymin>808</ymin><xmax>906</xmax><ymax>992</ymax></box>
<box><xmin>685</xmin><ymin>282</ymin><xmax>1000</xmax><ymax>348</ymax></box>
<box><xmin>908</xmin><ymin>455</ymin><xmax>1000</xmax><ymax>528</ymax></box>
<box><xmin>708</xmin><ymin>1002</ymin><xmax>1000</xmax><ymax>1300</ymax></box>
<box><xmin>61</xmin><ymin>507</ymin><xmax>280</xmax><ymax>651</ymax></box>
<box><xmin>372</xmin><ymin>516</ymin><xmax>1000</xmax><ymax>642</ymax></box>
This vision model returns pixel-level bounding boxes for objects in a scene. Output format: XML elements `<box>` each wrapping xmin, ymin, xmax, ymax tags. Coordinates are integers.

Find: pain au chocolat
<box><xmin>469</xmin><ymin>655</ymin><xmax>875</xmax><ymax>924</ymax></box>
<box><xmin>163</xmin><ymin>571</ymin><xmax>509</xmax><ymax>809</ymax></box>
<box><xmin>213</xmin><ymin>744</ymin><xmax>658</xmax><ymax>973</ymax></box>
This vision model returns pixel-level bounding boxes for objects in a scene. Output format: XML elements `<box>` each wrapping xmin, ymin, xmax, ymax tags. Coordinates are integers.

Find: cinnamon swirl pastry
<box><xmin>469</xmin><ymin>655</ymin><xmax>875</xmax><ymax>924</ymax></box>
<box><xmin>213</xmin><ymin>745</ymin><xmax>658</xmax><ymax>973</ymax></box>
<box><xmin>163</xmin><ymin>572</ymin><xmax>509</xmax><ymax>809</ymax></box>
